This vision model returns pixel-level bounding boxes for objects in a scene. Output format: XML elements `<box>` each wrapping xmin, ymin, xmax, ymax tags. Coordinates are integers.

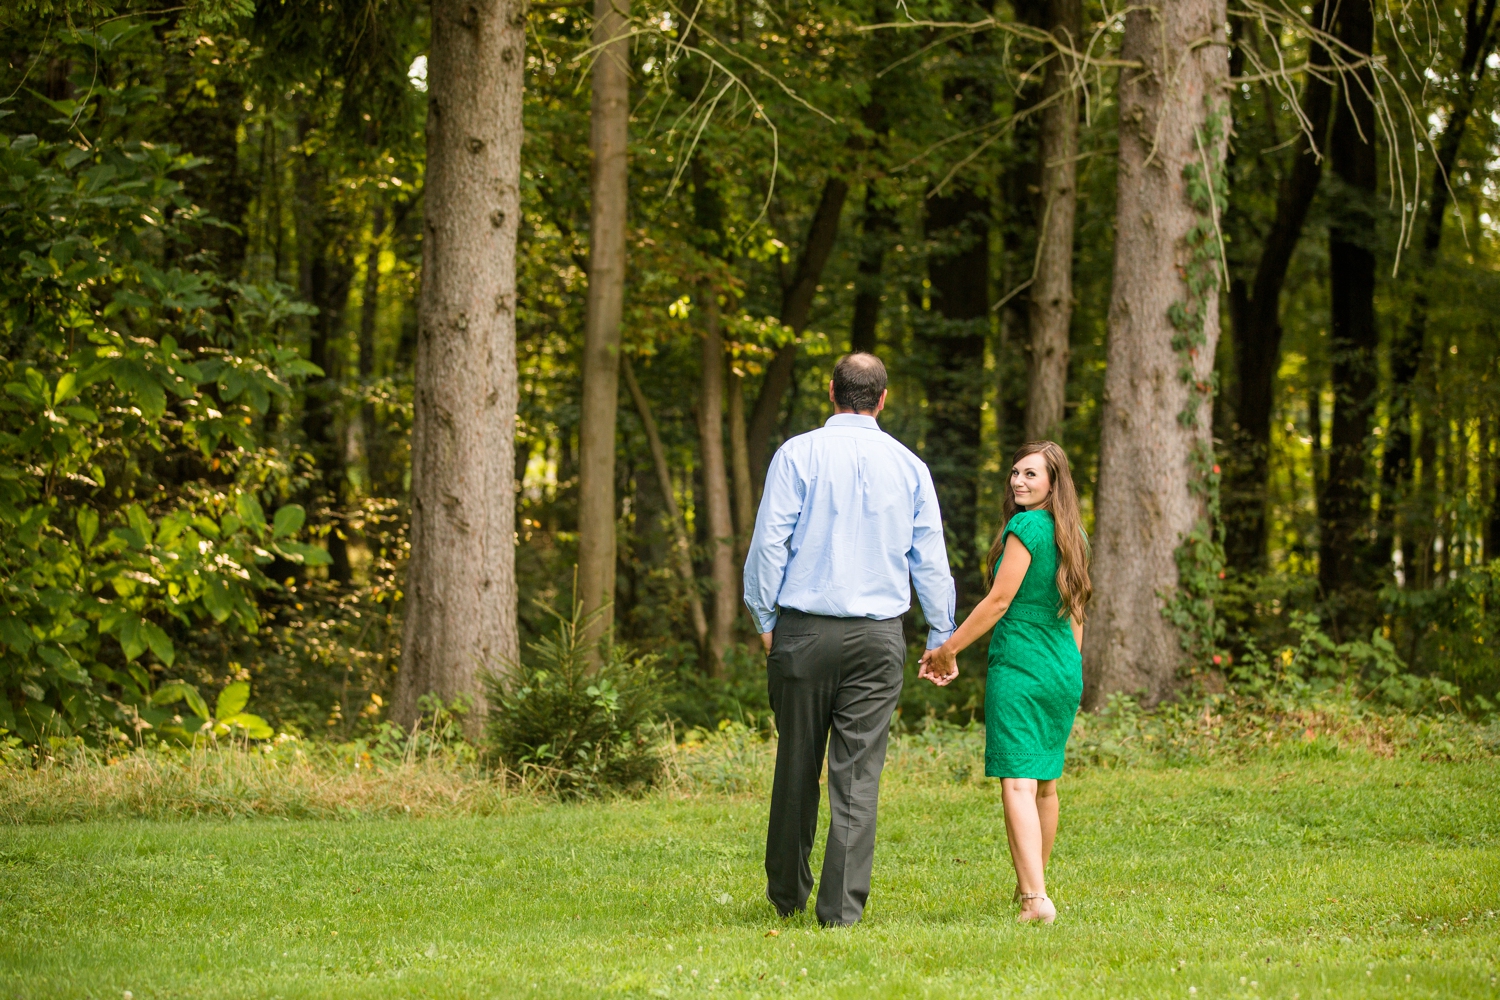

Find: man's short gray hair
<box><xmin>832</xmin><ymin>353</ymin><xmax>887</xmax><ymax>413</ymax></box>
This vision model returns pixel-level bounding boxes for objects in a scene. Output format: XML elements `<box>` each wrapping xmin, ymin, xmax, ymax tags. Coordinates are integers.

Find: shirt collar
<box><xmin>825</xmin><ymin>413</ymin><xmax>880</xmax><ymax>430</ymax></box>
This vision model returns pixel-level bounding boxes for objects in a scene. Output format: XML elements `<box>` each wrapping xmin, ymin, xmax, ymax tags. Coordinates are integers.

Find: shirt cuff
<box><xmin>925</xmin><ymin>627</ymin><xmax>953</xmax><ymax>650</ymax></box>
<box><xmin>750</xmin><ymin>608</ymin><xmax>779</xmax><ymax>634</ymax></box>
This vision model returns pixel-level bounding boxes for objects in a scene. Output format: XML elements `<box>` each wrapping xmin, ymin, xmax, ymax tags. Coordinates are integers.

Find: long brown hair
<box><xmin>984</xmin><ymin>440</ymin><xmax>1092</xmax><ymax>622</ymax></box>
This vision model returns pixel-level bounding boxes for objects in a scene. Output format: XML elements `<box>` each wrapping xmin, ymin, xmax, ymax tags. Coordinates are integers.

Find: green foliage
<box><xmin>0</xmin><ymin>115</ymin><xmax>322</xmax><ymax>744</ymax></box>
<box><xmin>146</xmin><ymin>676</ymin><xmax>274</xmax><ymax>742</ymax></box>
<box><xmin>1229</xmin><ymin>611</ymin><xmax>1460</xmax><ymax>713</ymax></box>
<box><xmin>1384</xmin><ymin>564</ymin><xmax>1500</xmax><ymax>711</ymax></box>
<box><xmin>485</xmin><ymin>603</ymin><xmax>664</xmax><ymax>797</ymax></box>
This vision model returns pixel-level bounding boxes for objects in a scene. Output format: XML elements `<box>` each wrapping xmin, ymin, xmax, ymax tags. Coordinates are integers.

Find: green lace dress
<box><xmin>984</xmin><ymin>508</ymin><xmax>1083</xmax><ymax>780</ymax></box>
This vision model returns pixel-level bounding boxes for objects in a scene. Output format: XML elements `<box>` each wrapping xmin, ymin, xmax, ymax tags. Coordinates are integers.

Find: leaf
<box><xmin>215</xmin><ymin>681</ymin><xmax>249</xmax><ymax>719</ymax></box>
<box><xmin>0</xmin><ymin>617</ymin><xmax>35</xmax><ymax>653</ymax></box>
<box><xmin>220</xmin><ymin>712</ymin><xmax>273</xmax><ymax>740</ymax></box>
<box><xmin>115</xmin><ymin>617</ymin><xmax>147</xmax><ymax>662</ymax></box>
<box><xmin>202</xmin><ymin>578</ymin><xmax>233</xmax><ymax>622</ymax></box>
<box><xmin>151</xmin><ymin>679</ymin><xmax>193</xmax><ymax>706</ymax></box>
<box><xmin>53</xmin><ymin>372</ymin><xmax>78</xmax><ymax>404</ymax></box>
<box><xmin>235</xmin><ymin>493</ymin><xmax>267</xmax><ymax>533</ymax></box>
<box><xmin>126</xmin><ymin>504</ymin><xmax>155</xmax><ymax>545</ymax></box>
<box><xmin>37</xmin><ymin>646</ymin><xmax>89</xmax><ymax>685</ymax></box>
<box><xmin>111</xmin><ymin>359</ymin><xmax>166</xmax><ymax>417</ymax></box>
<box><xmin>271</xmin><ymin>504</ymin><xmax>305</xmax><ymax>540</ymax></box>
<box><xmin>76</xmin><ymin>507</ymin><xmax>99</xmax><ymax>548</ymax></box>
<box><xmin>271</xmin><ymin>541</ymin><xmax>332</xmax><ymax>566</ymax></box>
<box><xmin>141</xmin><ymin>622</ymin><xmax>174</xmax><ymax>666</ymax></box>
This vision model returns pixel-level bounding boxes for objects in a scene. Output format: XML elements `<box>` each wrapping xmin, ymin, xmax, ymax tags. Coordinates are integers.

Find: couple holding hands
<box><xmin>743</xmin><ymin>352</ymin><xmax>1091</xmax><ymax>928</ymax></box>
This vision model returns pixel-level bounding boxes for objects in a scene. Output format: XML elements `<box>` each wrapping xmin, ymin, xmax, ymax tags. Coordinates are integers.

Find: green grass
<box><xmin>2</xmin><ymin>755</ymin><xmax>1498</xmax><ymax>998</ymax></box>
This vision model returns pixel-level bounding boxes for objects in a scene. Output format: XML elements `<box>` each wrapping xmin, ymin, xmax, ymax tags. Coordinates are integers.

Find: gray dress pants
<box><xmin>765</xmin><ymin>609</ymin><xmax>905</xmax><ymax>926</ymax></box>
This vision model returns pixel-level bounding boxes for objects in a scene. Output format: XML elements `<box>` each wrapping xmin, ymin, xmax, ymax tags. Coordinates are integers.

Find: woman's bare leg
<box><xmin>1037</xmin><ymin>779</ymin><xmax>1059</xmax><ymax>868</ymax></box>
<box><xmin>1002</xmin><ymin>778</ymin><xmax>1058</xmax><ymax>922</ymax></box>
<box><xmin>1001</xmin><ymin>778</ymin><xmax>1044</xmax><ymax>893</ymax></box>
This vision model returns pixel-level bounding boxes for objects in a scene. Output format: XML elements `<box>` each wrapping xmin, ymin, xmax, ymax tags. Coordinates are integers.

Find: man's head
<box><xmin>829</xmin><ymin>352</ymin><xmax>888</xmax><ymax>416</ymax></box>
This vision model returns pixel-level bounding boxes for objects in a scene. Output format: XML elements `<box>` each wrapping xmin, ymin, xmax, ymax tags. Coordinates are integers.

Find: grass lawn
<box><xmin>2</xmin><ymin>755</ymin><xmax>1497</xmax><ymax>999</ymax></box>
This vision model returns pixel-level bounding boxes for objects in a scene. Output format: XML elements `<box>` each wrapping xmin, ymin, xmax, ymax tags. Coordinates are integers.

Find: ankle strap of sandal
<box><xmin>1019</xmin><ymin>892</ymin><xmax>1050</xmax><ymax>901</ymax></box>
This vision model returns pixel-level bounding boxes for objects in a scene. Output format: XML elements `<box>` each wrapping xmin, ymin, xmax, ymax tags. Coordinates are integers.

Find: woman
<box><xmin>918</xmin><ymin>440</ymin><xmax>1091</xmax><ymax>925</ymax></box>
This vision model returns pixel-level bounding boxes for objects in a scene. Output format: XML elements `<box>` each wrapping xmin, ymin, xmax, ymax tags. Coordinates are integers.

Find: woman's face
<box><xmin>1011</xmin><ymin>453</ymin><xmax>1053</xmax><ymax>508</ymax></box>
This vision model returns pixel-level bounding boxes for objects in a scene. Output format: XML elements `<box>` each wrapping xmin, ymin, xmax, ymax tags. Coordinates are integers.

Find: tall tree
<box><xmin>395</xmin><ymin>0</ymin><xmax>524</xmax><ymax>730</ymax></box>
<box><xmin>924</xmin><ymin>176</ymin><xmax>989</xmax><ymax>608</ymax></box>
<box><xmin>1023</xmin><ymin>0</ymin><xmax>1082</xmax><ymax>443</ymax></box>
<box><xmin>924</xmin><ymin>27</ymin><xmax>994</xmax><ymax>608</ymax></box>
<box><xmin>1380</xmin><ymin>0</ymin><xmax>1498</xmax><ymax>563</ymax></box>
<box><xmin>698</xmin><ymin>290</ymin><xmax>738</xmax><ymax>673</ymax></box>
<box><xmin>1318</xmin><ymin>0</ymin><xmax>1379</xmax><ymax>599</ymax></box>
<box><xmin>576</xmin><ymin>0</ymin><xmax>632</xmax><ymax>639</ymax></box>
<box><xmin>1083</xmin><ymin>0</ymin><xmax>1229</xmax><ymax>707</ymax></box>
<box><xmin>1222</xmin><ymin>9</ymin><xmax>1334</xmax><ymax>568</ymax></box>
<box><xmin>622</xmin><ymin>356</ymin><xmax>709</xmax><ymax>648</ymax></box>
<box><xmin>746</xmin><ymin>177</ymin><xmax>850</xmax><ymax>481</ymax></box>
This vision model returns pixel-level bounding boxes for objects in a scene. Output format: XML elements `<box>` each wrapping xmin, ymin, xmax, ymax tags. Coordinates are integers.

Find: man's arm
<box><xmin>908</xmin><ymin>465</ymin><xmax>956</xmax><ymax>649</ymax></box>
<box><xmin>742</xmin><ymin>448</ymin><xmax>802</xmax><ymax>645</ymax></box>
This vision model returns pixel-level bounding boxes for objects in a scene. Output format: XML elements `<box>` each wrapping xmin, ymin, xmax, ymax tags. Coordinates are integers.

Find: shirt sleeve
<box><xmin>742</xmin><ymin>446</ymin><xmax>803</xmax><ymax>634</ymax></box>
<box><xmin>907</xmin><ymin>463</ymin><xmax>956</xmax><ymax>649</ymax></box>
<box><xmin>1002</xmin><ymin>510</ymin><xmax>1042</xmax><ymax>554</ymax></box>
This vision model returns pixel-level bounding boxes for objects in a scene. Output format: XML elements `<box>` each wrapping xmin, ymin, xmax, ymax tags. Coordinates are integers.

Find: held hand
<box><xmin>761</xmin><ymin>632</ymin><xmax>773</xmax><ymax>654</ymax></box>
<box><xmin>918</xmin><ymin>645</ymin><xmax>959</xmax><ymax>686</ymax></box>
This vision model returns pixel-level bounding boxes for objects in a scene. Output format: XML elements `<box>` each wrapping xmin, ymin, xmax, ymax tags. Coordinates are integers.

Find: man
<box><xmin>743</xmin><ymin>352</ymin><xmax>956</xmax><ymax>927</ymax></box>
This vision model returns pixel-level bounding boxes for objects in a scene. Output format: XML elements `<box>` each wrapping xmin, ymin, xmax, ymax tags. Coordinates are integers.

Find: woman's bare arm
<box><xmin>918</xmin><ymin>534</ymin><xmax>1030</xmax><ymax>683</ymax></box>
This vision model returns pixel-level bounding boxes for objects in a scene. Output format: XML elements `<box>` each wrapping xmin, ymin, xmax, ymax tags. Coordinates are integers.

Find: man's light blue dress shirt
<box><xmin>742</xmin><ymin>413</ymin><xmax>957</xmax><ymax>649</ymax></box>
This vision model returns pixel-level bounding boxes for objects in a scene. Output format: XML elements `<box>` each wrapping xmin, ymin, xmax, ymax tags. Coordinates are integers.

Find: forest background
<box><xmin>2</xmin><ymin>0</ymin><xmax>1499</xmax><ymax>754</ymax></box>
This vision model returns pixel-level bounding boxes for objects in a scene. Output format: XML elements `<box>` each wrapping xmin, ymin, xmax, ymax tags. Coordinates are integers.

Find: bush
<box><xmin>485</xmin><ymin>602</ymin><xmax>664</xmax><ymax>797</ymax></box>
<box><xmin>0</xmin><ymin>108</ymin><xmax>326</xmax><ymax>744</ymax></box>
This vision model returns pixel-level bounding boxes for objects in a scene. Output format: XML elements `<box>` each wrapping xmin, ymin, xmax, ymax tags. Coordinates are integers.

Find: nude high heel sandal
<box><xmin>1017</xmin><ymin>892</ymin><xmax>1056</xmax><ymax>924</ymax></box>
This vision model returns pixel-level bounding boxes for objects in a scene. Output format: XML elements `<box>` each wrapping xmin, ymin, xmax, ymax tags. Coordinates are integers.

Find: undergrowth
<box><xmin>4</xmin><ymin>687</ymin><xmax>1495</xmax><ymax>824</ymax></box>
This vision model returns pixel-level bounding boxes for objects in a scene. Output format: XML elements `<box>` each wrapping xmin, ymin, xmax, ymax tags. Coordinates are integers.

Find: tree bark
<box><xmin>576</xmin><ymin>0</ymin><xmax>632</xmax><ymax>640</ymax></box>
<box><xmin>924</xmin><ymin>180</ymin><xmax>990</xmax><ymax>609</ymax></box>
<box><xmin>1221</xmin><ymin>6</ymin><xmax>1334</xmax><ymax>569</ymax></box>
<box><xmin>395</xmin><ymin>0</ymin><xmax>524</xmax><ymax>731</ymax></box>
<box><xmin>727</xmin><ymin>367</ymin><xmax>755</xmax><ymax>553</ymax></box>
<box><xmin>850</xmin><ymin>182</ymin><xmax>896</xmax><ymax>355</ymax></box>
<box><xmin>697</xmin><ymin>291</ymin><xmax>738</xmax><ymax>675</ymax></box>
<box><xmin>353</xmin><ymin>200</ymin><xmax>385</xmax><ymax>491</ymax></box>
<box><xmin>746</xmin><ymin>177</ymin><xmax>850</xmax><ymax>482</ymax></box>
<box><xmin>1082</xmin><ymin>0</ymin><xmax>1229</xmax><ymax>708</ymax></box>
<box><xmin>1023</xmin><ymin>0</ymin><xmax>1082</xmax><ymax>443</ymax></box>
<box><xmin>294</xmin><ymin>118</ymin><xmax>356</xmax><ymax>584</ymax></box>
<box><xmin>622</xmin><ymin>356</ymin><xmax>709</xmax><ymax>648</ymax></box>
<box><xmin>1379</xmin><ymin>0</ymin><xmax>1497</xmax><ymax>564</ymax></box>
<box><xmin>1318</xmin><ymin>0</ymin><xmax>1379</xmax><ymax>598</ymax></box>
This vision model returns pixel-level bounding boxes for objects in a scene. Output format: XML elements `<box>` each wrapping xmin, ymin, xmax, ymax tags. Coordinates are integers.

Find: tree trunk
<box><xmin>727</xmin><ymin>367</ymin><xmax>755</xmax><ymax>553</ymax></box>
<box><xmin>1318</xmin><ymin>0</ymin><xmax>1379</xmax><ymax>599</ymax></box>
<box><xmin>622</xmin><ymin>356</ymin><xmax>709</xmax><ymax>648</ymax></box>
<box><xmin>1482</xmin><ymin>413</ymin><xmax>1494</xmax><ymax>563</ymax></box>
<box><xmin>294</xmin><ymin>122</ymin><xmax>356</xmax><ymax>585</ymax></box>
<box><xmin>1023</xmin><ymin>0</ymin><xmax>1082</xmax><ymax>443</ymax></box>
<box><xmin>746</xmin><ymin>177</ymin><xmax>850</xmax><ymax>482</ymax></box>
<box><xmin>576</xmin><ymin>0</ymin><xmax>632</xmax><ymax>640</ymax></box>
<box><xmin>1082</xmin><ymin>0</ymin><xmax>1228</xmax><ymax>708</ymax></box>
<box><xmin>395</xmin><ymin>0</ymin><xmax>524</xmax><ymax>731</ymax></box>
<box><xmin>924</xmin><ymin>180</ymin><xmax>990</xmax><ymax>609</ymax></box>
<box><xmin>698</xmin><ymin>291</ymin><xmax>738</xmax><ymax>674</ymax></box>
<box><xmin>850</xmin><ymin>182</ymin><xmax>896</xmax><ymax>355</ymax></box>
<box><xmin>352</xmin><ymin>200</ymin><xmax>385</xmax><ymax>494</ymax></box>
<box><xmin>1221</xmin><ymin>5</ymin><xmax>1334</xmax><ymax>569</ymax></box>
<box><xmin>1380</xmin><ymin>0</ymin><xmax>1497</xmax><ymax>559</ymax></box>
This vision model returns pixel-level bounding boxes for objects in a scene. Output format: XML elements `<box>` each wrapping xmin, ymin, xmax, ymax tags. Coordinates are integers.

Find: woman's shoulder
<box><xmin>1009</xmin><ymin>508</ymin><xmax>1055</xmax><ymax>530</ymax></box>
<box><xmin>1004</xmin><ymin>508</ymin><xmax>1056</xmax><ymax>545</ymax></box>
